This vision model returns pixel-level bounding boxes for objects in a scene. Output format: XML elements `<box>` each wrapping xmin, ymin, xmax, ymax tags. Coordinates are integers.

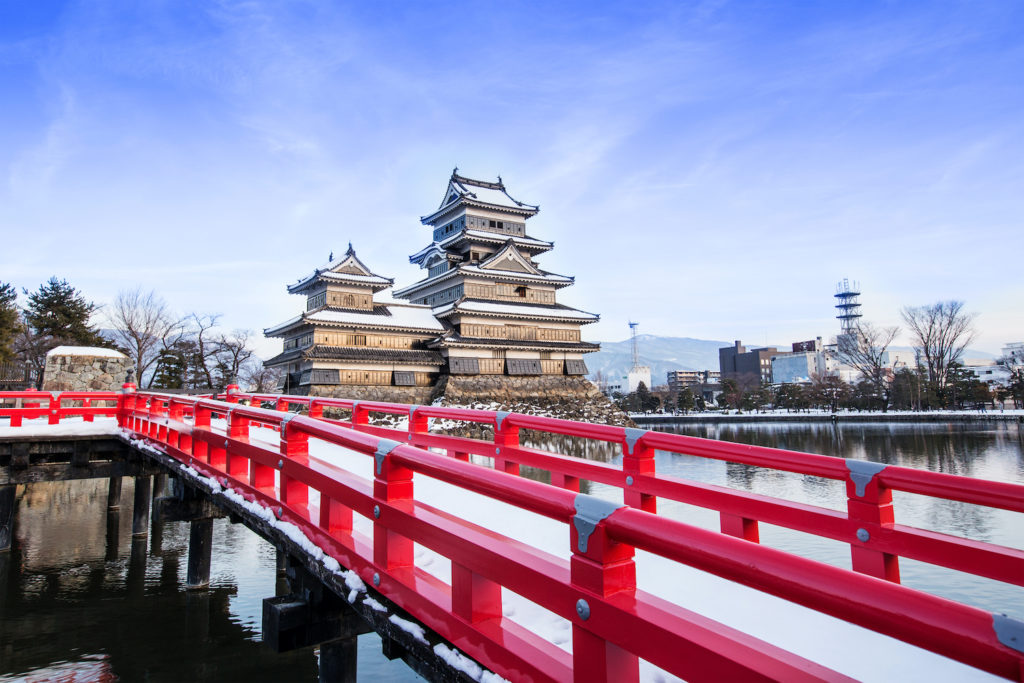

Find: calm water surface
<box><xmin>0</xmin><ymin>478</ymin><xmax>420</xmax><ymax>682</ymax></box>
<box><xmin>2</xmin><ymin>422</ymin><xmax>1022</xmax><ymax>680</ymax></box>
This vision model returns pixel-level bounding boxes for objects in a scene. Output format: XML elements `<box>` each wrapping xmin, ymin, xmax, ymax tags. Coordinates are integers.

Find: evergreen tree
<box><xmin>676</xmin><ymin>387</ymin><xmax>695</xmax><ymax>414</ymax></box>
<box><xmin>0</xmin><ymin>282</ymin><xmax>20</xmax><ymax>363</ymax></box>
<box><xmin>151</xmin><ymin>342</ymin><xmax>190</xmax><ymax>389</ymax></box>
<box><xmin>23</xmin><ymin>277</ymin><xmax>107</xmax><ymax>347</ymax></box>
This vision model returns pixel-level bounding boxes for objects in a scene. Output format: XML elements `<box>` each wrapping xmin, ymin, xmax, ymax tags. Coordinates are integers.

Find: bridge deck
<box><xmin>2</xmin><ymin>389</ymin><xmax>1023</xmax><ymax>682</ymax></box>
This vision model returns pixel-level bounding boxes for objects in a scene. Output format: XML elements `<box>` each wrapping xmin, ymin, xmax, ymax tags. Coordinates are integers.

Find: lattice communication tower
<box><xmin>629</xmin><ymin>321</ymin><xmax>640</xmax><ymax>368</ymax></box>
<box><xmin>834</xmin><ymin>278</ymin><xmax>862</xmax><ymax>334</ymax></box>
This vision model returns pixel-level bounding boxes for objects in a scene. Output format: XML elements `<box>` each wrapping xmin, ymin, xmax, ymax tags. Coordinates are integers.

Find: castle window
<box><xmin>515</xmin><ymin>286</ymin><xmax>527</xmax><ymax>298</ymax></box>
<box><xmin>343</xmin><ymin>294</ymin><xmax>355</xmax><ymax>307</ymax></box>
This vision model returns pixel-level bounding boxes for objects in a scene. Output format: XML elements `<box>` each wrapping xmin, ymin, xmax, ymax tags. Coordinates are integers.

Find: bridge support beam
<box><xmin>0</xmin><ymin>485</ymin><xmax>14</xmax><ymax>552</ymax></box>
<box><xmin>132</xmin><ymin>476</ymin><xmax>151</xmax><ymax>537</ymax></box>
<box><xmin>186</xmin><ymin>518</ymin><xmax>214</xmax><ymax>590</ymax></box>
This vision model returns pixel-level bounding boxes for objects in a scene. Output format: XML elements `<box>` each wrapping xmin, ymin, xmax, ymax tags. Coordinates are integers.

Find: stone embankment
<box><xmin>303</xmin><ymin>375</ymin><xmax>633</xmax><ymax>428</ymax></box>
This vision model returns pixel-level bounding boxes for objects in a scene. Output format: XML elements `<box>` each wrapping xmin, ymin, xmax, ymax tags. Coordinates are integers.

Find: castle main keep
<box><xmin>264</xmin><ymin>170</ymin><xmax>624</xmax><ymax>423</ymax></box>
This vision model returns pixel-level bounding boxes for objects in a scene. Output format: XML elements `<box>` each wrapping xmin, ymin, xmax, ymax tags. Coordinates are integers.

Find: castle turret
<box><xmin>264</xmin><ymin>245</ymin><xmax>445</xmax><ymax>397</ymax></box>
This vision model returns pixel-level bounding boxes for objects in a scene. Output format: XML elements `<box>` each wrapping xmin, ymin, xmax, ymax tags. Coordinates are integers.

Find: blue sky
<box><xmin>1</xmin><ymin>0</ymin><xmax>1022</xmax><ymax>358</ymax></box>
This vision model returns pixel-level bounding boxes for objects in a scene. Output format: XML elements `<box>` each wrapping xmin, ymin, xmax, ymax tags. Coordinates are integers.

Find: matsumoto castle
<box><xmin>264</xmin><ymin>170</ymin><xmax>609</xmax><ymax>411</ymax></box>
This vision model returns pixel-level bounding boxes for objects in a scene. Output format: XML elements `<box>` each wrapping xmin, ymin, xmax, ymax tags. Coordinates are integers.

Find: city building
<box><xmin>667</xmin><ymin>370</ymin><xmax>721</xmax><ymax>393</ymax></box>
<box><xmin>263</xmin><ymin>245</ymin><xmax>446</xmax><ymax>401</ymax></box>
<box><xmin>771</xmin><ymin>338</ymin><xmax>829</xmax><ymax>385</ymax></box>
<box><xmin>719</xmin><ymin>340</ymin><xmax>776</xmax><ymax>384</ymax></box>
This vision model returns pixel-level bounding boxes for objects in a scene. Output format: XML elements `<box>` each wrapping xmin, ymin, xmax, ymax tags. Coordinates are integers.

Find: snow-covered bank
<box><xmin>634</xmin><ymin>408</ymin><xmax>1024</xmax><ymax>424</ymax></box>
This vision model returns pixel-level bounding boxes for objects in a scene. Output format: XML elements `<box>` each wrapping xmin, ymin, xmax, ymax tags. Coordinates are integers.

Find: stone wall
<box><xmin>302</xmin><ymin>375</ymin><xmax>632</xmax><ymax>427</ymax></box>
<box><xmin>42</xmin><ymin>349</ymin><xmax>130</xmax><ymax>392</ymax></box>
<box><xmin>306</xmin><ymin>384</ymin><xmax>435</xmax><ymax>406</ymax></box>
<box><xmin>435</xmin><ymin>375</ymin><xmax>633</xmax><ymax>427</ymax></box>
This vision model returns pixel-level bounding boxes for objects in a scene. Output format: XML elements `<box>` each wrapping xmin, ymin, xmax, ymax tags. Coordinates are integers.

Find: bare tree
<box><xmin>838</xmin><ymin>322</ymin><xmax>899</xmax><ymax>411</ymax></box>
<box><xmin>214</xmin><ymin>329</ymin><xmax>255</xmax><ymax>386</ymax></box>
<box><xmin>900</xmin><ymin>301</ymin><xmax>976</xmax><ymax>395</ymax></box>
<box><xmin>186</xmin><ymin>313</ymin><xmax>221</xmax><ymax>389</ymax></box>
<box><xmin>106</xmin><ymin>288</ymin><xmax>183</xmax><ymax>387</ymax></box>
<box><xmin>240</xmin><ymin>358</ymin><xmax>285</xmax><ymax>393</ymax></box>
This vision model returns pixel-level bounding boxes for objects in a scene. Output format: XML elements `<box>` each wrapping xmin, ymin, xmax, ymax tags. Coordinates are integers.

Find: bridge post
<box><xmin>622</xmin><ymin>432</ymin><xmax>656</xmax><ymax>513</ymax></box>
<box><xmin>167</xmin><ymin>400</ymin><xmax>184</xmax><ymax>449</ymax></box>
<box><xmin>132</xmin><ymin>476</ymin><xmax>152</xmax><ymax>537</ymax></box>
<box><xmin>280</xmin><ymin>420</ymin><xmax>310</xmax><ymax>517</ymax></box>
<box><xmin>107</xmin><ymin>476</ymin><xmax>122</xmax><ymax>510</ymax></box>
<box><xmin>846</xmin><ymin>467</ymin><xmax>900</xmax><ymax>582</ymax></box>
<box><xmin>0</xmin><ymin>485</ymin><xmax>15</xmax><ymax>553</ymax></box>
<box><xmin>373</xmin><ymin>446</ymin><xmax>414</xmax><ymax>573</ymax></box>
<box><xmin>226</xmin><ymin>410</ymin><xmax>250</xmax><ymax>481</ymax></box>
<box><xmin>493</xmin><ymin>418</ymin><xmax>520</xmax><ymax>475</ymax></box>
<box><xmin>186</xmin><ymin>517</ymin><xmax>214</xmax><ymax>589</ymax></box>
<box><xmin>193</xmin><ymin>404</ymin><xmax>211</xmax><ymax>462</ymax></box>
<box><xmin>570</xmin><ymin>504</ymin><xmax>638</xmax><ymax>683</ymax></box>
<box><xmin>47</xmin><ymin>392</ymin><xmax>60</xmax><ymax>425</ymax></box>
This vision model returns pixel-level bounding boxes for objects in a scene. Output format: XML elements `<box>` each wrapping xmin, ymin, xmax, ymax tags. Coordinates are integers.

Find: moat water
<box><xmin>1</xmin><ymin>421</ymin><xmax>1021</xmax><ymax>680</ymax></box>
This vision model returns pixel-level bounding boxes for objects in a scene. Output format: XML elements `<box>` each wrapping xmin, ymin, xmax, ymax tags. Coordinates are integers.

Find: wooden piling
<box><xmin>319</xmin><ymin>637</ymin><xmax>358</xmax><ymax>683</ymax></box>
<box><xmin>107</xmin><ymin>476</ymin><xmax>122</xmax><ymax>510</ymax></box>
<box><xmin>0</xmin><ymin>485</ymin><xmax>14</xmax><ymax>553</ymax></box>
<box><xmin>186</xmin><ymin>518</ymin><xmax>213</xmax><ymax>590</ymax></box>
<box><xmin>132</xmin><ymin>476</ymin><xmax>151</xmax><ymax>537</ymax></box>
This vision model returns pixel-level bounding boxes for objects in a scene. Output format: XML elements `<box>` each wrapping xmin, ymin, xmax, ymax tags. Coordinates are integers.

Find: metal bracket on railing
<box><xmin>374</xmin><ymin>439</ymin><xmax>402</xmax><ymax>476</ymax></box>
<box><xmin>573</xmin><ymin>494</ymin><xmax>625</xmax><ymax>553</ymax></box>
<box><xmin>993</xmin><ymin>613</ymin><xmax>1024</xmax><ymax>654</ymax></box>
<box><xmin>846</xmin><ymin>459</ymin><xmax>888</xmax><ymax>497</ymax></box>
<box><xmin>495</xmin><ymin>411</ymin><xmax>511</xmax><ymax>430</ymax></box>
<box><xmin>623</xmin><ymin>428</ymin><xmax>647</xmax><ymax>456</ymax></box>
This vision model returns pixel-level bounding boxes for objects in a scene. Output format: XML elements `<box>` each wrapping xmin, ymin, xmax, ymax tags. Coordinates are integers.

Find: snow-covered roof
<box><xmin>434</xmin><ymin>300</ymin><xmax>599</xmax><ymax>322</ymax></box>
<box><xmin>307</xmin><ymin>305</ymin><xmax>445</xmax><ymax>330</ymax></box>
<box><xmin>288</xmin><ymin>245</ymin><xmax>393</xmax><ymax>294</ymax></box>
<box><xmin>409</xmin><ymin>231</ymin><xmax>554</xmax><ymax>266</ymax></box>
<box><xmin>46</xmin><ymin>345</ymin><xmax>126</xmax><ymax>358</ymax></box>
<box><xmin>421</xmin><ymin>171</ymin><xmax>539</xmax><ymax>224</ymax></box>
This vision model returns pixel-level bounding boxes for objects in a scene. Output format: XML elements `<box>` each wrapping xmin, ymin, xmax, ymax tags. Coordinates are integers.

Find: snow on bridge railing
<box><xmin>5</xmin><ymin>389</ymin><xmax>1024</xmax><ymax>680</ymax></box>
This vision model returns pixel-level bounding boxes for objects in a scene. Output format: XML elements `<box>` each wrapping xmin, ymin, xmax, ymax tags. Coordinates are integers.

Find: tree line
<box><xmin>0</xmin><ymin>277</ymin><xmax>281</xmax><ymax>392</ymax></box>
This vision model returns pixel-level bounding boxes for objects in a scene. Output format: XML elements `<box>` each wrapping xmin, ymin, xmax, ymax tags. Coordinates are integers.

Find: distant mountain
<box><xmin>586</xmin><ymin>335</ymin><xmax>729</xmax><ymax>386</ymax></box>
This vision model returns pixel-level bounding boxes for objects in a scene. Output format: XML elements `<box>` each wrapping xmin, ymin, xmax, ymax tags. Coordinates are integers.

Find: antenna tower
<box><xmin>629</xmin><ymin>321</ymin><xmax>640</xmax><ymax>368</ymax></box>
<box><xmin>834</xmin><ymin>278</ymin><xmax>862</xmax><ymax>335</ymax></box>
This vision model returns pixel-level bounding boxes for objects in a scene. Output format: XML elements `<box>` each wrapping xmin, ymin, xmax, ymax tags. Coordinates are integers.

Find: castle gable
<box><xmin>478</xmin><ymin>242</ymin><xmax>540</xmax><ymax>275</ymax></box>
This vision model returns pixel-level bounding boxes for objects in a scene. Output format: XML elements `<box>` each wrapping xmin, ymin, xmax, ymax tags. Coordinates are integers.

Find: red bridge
<box><xmin>2</xmin><ymin>386</ymin><xmax>1023</xmax><ymax>682</ymax></box>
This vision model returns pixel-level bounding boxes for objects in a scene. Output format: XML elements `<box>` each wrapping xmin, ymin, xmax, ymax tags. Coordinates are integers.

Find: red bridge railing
<box><xmin>2</xmin><ymin>388</ymin><xmax>1024</xmax><ymax>682</ymax></box>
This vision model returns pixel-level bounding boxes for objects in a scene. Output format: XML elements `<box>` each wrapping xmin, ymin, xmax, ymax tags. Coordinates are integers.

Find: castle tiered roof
<box><xmin>288</xmin><ymin>244</ymin><xmax>393</xmax><ymax>295</ymax></box>
<box><xmin>420</xmin><ymin>170</ymin><xmax>539</xmax><ymax>225</ymax></box>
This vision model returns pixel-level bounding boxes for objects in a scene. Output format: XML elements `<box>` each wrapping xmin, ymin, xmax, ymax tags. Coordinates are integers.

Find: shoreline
<box><xmin>631</xmin><ymin>411</ymin><xmax>1024</xmax><ymax>424</ymax></box>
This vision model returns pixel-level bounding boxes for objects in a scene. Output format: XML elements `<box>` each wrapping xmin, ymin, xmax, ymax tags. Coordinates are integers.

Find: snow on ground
<box><xmin>5</xmin><ymin>417</ymin><xmax>1002</xmax><ymax>681</ymax></box>
<box><xmin>0</xmin><ymin>416</ymin><xmax>120</xmax><ymax>438</ymax></box>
